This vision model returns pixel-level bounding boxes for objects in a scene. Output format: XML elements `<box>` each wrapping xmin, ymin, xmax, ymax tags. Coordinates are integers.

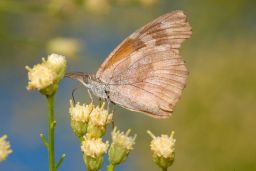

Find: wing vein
<box><xmin>111</xmin><ymin>57</ymin><xmax>183</xmax><ymax>80</ymax></box>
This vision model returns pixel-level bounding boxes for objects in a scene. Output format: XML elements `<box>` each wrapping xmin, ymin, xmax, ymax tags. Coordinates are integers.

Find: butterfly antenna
<box><xmin>72</xmin><ymin>87</ymin><xmax>79</xmax><ymax>104</ymax></box>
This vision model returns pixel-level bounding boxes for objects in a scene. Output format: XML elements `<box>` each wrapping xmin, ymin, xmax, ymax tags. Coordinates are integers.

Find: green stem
<box><xmin>55</xmin><ymin>154</ymin><xmax>66</xmax><ymax>170</ymax></box>
<box><xmin>40</xmin><ymin>133</ymin><xmax>49</xmax><ymax>148</ymax></box>
<box><xmin>47</xmin><ymin>95</ymin><xmax>55</xmax><ymax>171</ymax></box>
<box><xmin>107</xmin><ymin>164</ymin><xmax>115</xmax><ymax>171</ymax></box>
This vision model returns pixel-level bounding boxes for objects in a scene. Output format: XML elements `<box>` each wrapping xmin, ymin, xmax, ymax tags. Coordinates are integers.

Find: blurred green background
<box><xmin>0</xmin><ymin>0</ymin><xmax>255</xmax><ymax>170</ymax></box>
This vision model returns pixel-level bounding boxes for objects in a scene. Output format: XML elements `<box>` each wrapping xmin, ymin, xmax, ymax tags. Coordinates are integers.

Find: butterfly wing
<box><xmin>96</xmin><ymin>10</ymin><xmax>192</xmax><ymax>118</ymax></box>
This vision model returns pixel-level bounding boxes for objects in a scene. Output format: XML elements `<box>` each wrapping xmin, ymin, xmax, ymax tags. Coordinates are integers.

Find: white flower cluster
<box><xmin>69</xmin><ymin>101</ymin><xmax>113</xmax><ymax>127</ymax></box>
<box><xmin>70</xmin><ymin>101</ymin><xmax>136</xmax><ymax>169</ymax></box>
<box><xmin>148</xmin><ymin>131</ymin><xmax>176</xmax><ymax>159</ymax></box>
<box><xmin>69</xmin><ymin>101</ymin><xmax>113</xmax><ymax>158</ymax></box>
<box><xmin>26</xmin><ymin>54</ymin><xmax>66</xmax><ymax>91</ymax></box>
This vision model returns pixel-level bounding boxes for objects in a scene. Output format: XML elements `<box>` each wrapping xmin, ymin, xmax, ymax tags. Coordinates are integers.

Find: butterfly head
<box><xmin>65</xmin><ymin>72</ymin><xmax>91</xmax><ymax>87</ymax></box>
<box><xmin>66</xmin><ymin>72</ymin><xmax>108</xmax><ymax>99</ymax></box>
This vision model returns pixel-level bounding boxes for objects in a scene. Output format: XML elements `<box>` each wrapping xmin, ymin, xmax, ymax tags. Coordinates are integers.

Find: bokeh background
<box><xmin>0</xmin><ymin>0</ymin><xmax>255</xmax><ymax>170</ymax></box>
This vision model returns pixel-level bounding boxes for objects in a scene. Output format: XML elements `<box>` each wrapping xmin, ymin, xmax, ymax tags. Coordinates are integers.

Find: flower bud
<box><xmin>69</xmin><ymin>100</ymin><xmax>93</xmax><ymax>138</ymax></box>
<box><xmin>87</xmin><ymin>103</ymin><xmax>113</xmax><ymax>138</ymax></box>
<box><xmin>147</xmin><ymin>131</ymin><xmax>176</xmax><ymax>170</ymax></box>
<box><xmin>108</xmin><ymin>127</ymin><xmax>136</xmax><ymax>165</ymax></box>
<box><xmin>86</xmin><ymin>124</ymin><xmax>106</xmax><ymax>139</ymax></box>
<box><xmin>81</xmin><ymin>136</ymin><xmax>109</xmax><ymax>170</ymax></box>
<box><xmin>84</xmin><ymin>155</ymin><xmax>104</xmax><ymax>171</ymax></box>
<box><xmin>0</xmin><ymin>135</ymin><xmax>12</xmax><ymax>161</ymax></box>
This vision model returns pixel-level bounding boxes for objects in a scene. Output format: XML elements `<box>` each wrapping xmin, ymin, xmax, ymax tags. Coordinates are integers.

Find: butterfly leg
<box><xmin>87</xmin><ymin>89</ymin><xmax>93</xmax><ymax>103</ymax></box>
<box><xmin>111</xmin><ymin>103</ymin><xmax>116</xmax><ymax>129</ymax></box>
<box><xmin>107</xmin><ymin>98</ymin><xmax>111</xmax><ymax>112</ymax></box>
<box><xmin>103</xmin><ymin>90</ymin><xmax>111</xmax><ymax>111</ymax></box>
<box><xmin>111</xmin><ymin>120</ymin><xmax>115</xmax><ymax>129</ymax></box>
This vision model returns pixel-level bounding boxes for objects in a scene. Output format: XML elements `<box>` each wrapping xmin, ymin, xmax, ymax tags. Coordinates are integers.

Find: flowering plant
<box><xmin>23</xmin><ymin>53</ymin><xmax>177</xmax><ymax>171</ymax></box>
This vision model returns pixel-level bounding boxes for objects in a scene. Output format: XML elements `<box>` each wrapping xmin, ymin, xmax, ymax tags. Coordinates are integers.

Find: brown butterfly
<box><xmin>66</xmin><ymin>10</ymin><xmax>192</xmax><ymax>118</ymax></box>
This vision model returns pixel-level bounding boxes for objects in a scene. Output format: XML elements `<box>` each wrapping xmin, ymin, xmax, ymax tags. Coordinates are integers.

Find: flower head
<box><xmin>26</xmin><ymin>53</ymin><xmax>67</xmax><ymax>95</ymax></box>
<box><xmin>147</xmin><ymin>131</ymin><xmax>175</xmax><ymax>169</ymax></box>
<box><xmin>81</xmin><ymin>136</ymin><xmax>109</xmax><ymax>158</ymax></box>
<box><xmin>108</xmin><ymin>127</ymin><xmax>136</xmax><ymax>165</ymax></box>
<box><xmin>69</xmin><ymin>100</ymin><xmax>93</xmax><ymax>123</ymax></box>
<box><xmin>0</xmin><ymin>135</ymin><xmax>12</xmax><ymax>161</ymax></box>
<box><xmin>88</xmin><ymin>103</ymin><xmax>113</xmax><ymax>127</ymax></box>
<box><xmin>86</xmin><ymin>103</ymin><xmax>113</xmax><ymax>138</ymax></box>
<box><xmin>69</xmin><ymin>100</ymin><xmax>94</xmax><ymax>138</ymax></box>
<box><xmin>26</xmin><ymin>63</ymin><xmax>57</xmax><ymax>91</ymax></box>
<box><xmin>148</xmin><ymin>131</ymin><xmax>175</xmax><ymax>158</ymax></box>
<box><xmin>111</xmin><ymin>127</ymin><xmax>136</xmax><ymax>151</ymax></box>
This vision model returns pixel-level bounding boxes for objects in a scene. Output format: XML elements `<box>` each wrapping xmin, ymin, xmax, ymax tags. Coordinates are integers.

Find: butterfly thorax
<box><xmin>85</xmin><ymin>74</ymin><xmax>109</xmax><ymax>99</ymax></box>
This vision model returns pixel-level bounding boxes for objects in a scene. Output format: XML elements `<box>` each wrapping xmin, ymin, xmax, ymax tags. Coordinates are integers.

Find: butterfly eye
<box><xmin>83</xmin><ymin>74</ymin><xmax>90</xmax><ymax>84</ymax></box>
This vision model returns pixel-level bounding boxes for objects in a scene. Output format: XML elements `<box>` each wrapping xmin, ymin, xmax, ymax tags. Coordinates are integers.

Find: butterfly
<box><xmin>66</xmin><ymin>10</ymin><xmax>192</xmax><ymax>118</ymax></box>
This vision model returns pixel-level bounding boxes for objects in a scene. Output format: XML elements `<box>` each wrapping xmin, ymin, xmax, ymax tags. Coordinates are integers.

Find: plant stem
<box><xmin>107</xmin><ymin>164</ymin><xmax>115</xmax><ymax>171</ymax></box>
<box><xmin>47</xmin><ymin>95</ymin><xmax>55</xmax><ymax>171</ymax></box>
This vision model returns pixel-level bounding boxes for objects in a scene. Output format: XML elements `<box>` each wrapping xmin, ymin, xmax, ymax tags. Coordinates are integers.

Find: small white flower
<box><xmin>46</xmin><ymin>53</ymin><xmax>67</xmax><ymax>73</ymax></box>
<box><xmin>69</xmin><ymin>100</ymin><xmax>93</xmax><ymax>123</ymax></box>
<box><xmin>81</xmin><ymin>136</ymin><xmax>109</xmax><ymax>158</ymax></box>
<box><xmin>89</xmin><ymin>103</ymin><xmax>113</xmax><ymax>127</ymax></box>
<box><xmin>0</xmin><ymin>135</ymin><xmax>12</xmax><ymax>161</ymax></box>
<box><xmin>148</xmin><ymin>131</ymin><xmax>176</xmax><ymax>159</ymax></box>
<box><xmin>111</xmin><ymin>127</ymin><xmax>136</xmax><ymax>151</ymax></box>
<box><xmin>26</xmin><ymin>63</ymin><xmax>57</xmax><ymax>91</ymax></box>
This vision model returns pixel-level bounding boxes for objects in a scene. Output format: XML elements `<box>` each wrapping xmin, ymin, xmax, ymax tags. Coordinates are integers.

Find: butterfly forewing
<box><xmin>96</xmin><ymin>10</ymin><xmax>192</xmax><ymax>118</ymax></box>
